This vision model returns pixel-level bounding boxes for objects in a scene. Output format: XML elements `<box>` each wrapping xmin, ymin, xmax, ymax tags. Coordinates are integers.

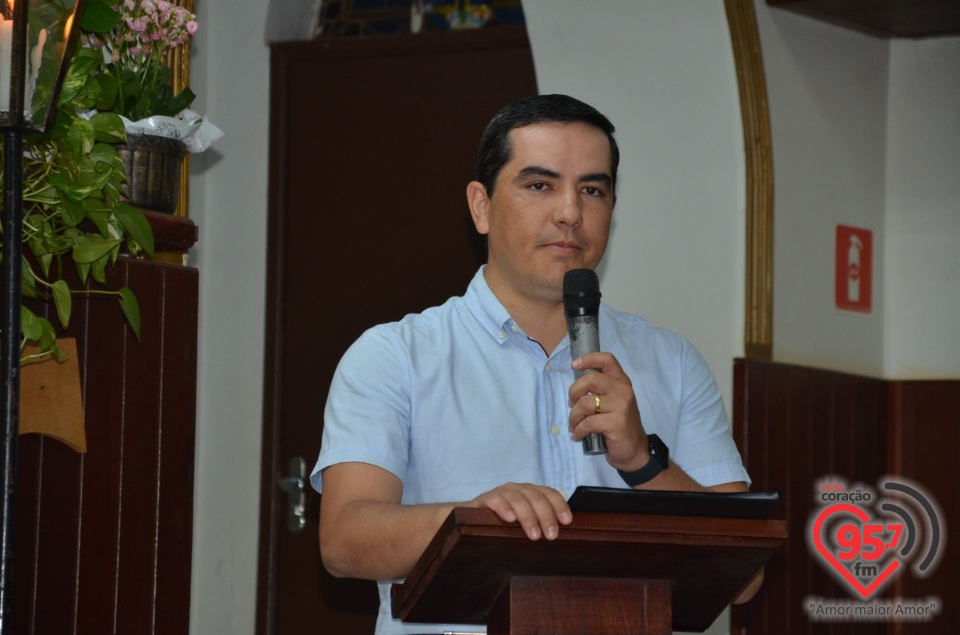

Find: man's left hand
<box><xmin>568</xmin><ymin>352</ymin><xmax>651</xmax><ymax>473</ymax></box>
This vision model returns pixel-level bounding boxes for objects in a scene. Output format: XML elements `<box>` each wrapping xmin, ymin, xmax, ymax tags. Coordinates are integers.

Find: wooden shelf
<box><xmin>767</xmin><ymin>0</ymin><xmax>960</xmax><ymax>38</ymax></box>
<box><xmin>140</xmin><ymin>209</ymin><xmax>199</xmax><ymax>252</ymax></box>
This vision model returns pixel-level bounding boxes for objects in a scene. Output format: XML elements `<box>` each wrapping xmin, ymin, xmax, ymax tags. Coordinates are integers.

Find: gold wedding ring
<box><xmin>594</xmin><ymin>394</ymin><xmax>602</xmax><ymax>415</ymax></box>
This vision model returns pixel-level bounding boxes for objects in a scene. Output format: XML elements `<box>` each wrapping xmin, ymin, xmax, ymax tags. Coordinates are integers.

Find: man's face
<box><xmin>468</xmin><ymin>122</ymin><xmax>615</xmax><ymax>305</ymax></box>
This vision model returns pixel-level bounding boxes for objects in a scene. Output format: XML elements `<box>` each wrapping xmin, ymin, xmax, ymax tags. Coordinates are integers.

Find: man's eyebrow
<box><xmin>513</xmin><ymin>166</ymin><xmax>612</xmax><ymax>187</ymax></box>
<box><xmin>514</xmin><ymin>165</ymin><xmax>560</xmax><ymax>181</ymax></box>
<box><xmin>580</xmin><ymin>172</ymin><xmax>613</xmax><ymax>187</ymax></box>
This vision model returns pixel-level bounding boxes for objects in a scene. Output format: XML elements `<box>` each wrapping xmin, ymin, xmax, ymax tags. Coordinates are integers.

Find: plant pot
<box><xmin>115</xmin><ymin>133</ymin><xmax>187</xmax><ymax>214</ymax></box>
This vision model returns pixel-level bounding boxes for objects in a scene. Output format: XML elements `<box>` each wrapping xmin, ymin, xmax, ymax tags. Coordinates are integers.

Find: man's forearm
<box><xmin>631</xmin><ymin>460</ymin><xmax>749</xmax><ymax>494</ymax></box>
<box><xmin>321</xmin><ymin>497</ymin><xmax>454</xmax><ymax>581</ymax></box>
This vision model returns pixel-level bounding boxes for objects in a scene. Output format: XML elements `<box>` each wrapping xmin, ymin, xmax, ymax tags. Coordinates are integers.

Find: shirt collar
<box><xmin>464</xmin><ymin>266</ymin><xmax>571</xmax><ymax>355</ymax></box>
<box><xmin>464</xmin><ymin>266</ymin><xmax>514</xmax><ymax>345</ymax></box>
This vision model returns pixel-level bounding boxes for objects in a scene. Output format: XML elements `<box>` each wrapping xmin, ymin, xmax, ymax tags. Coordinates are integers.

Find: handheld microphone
<box><xmin>563</xmin><ymin>268</ymin><xmax>608</xmax><ymax>455</ymax></box>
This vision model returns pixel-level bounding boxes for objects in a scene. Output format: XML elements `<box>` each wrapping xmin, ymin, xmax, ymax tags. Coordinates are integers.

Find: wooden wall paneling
<box><xmin>888</xmin><ymin>380</ymin><xmax>960</xmax><ymax>635</ymax></box>
<box><xmin>10</xmin><ymin>435</ymin><xmax>42</xmax><ymax>634</ymax></box>
<box><xmin>115</xmin><ymin>261</ymin><xmax>168</xmax><ymax>632</ymax></box>
<box><xmin>13</xmin><ymin>279</ymin><xmax>94</xmax><ymax>634</ymax></box>
<box><xmin>13</xmin><ymin>256</ymin><xmax>198</xmax><ymax>635</ymax></box>
<box><xmin>28</xmin><ymin>437</ymin><xmax>84</xmax><ymax>635</ymax></box>
<box><xmin>732</xmin><ymin>359</ymin><xmax>889</xmax><ymax>634</ymax></box>
<box><xmin>806</xmin><ymin>369</ymin><xmax>842</xmax><ymax>631</ymax></box>
<box><xmin>74</xmin><ymin>262</ymin><xmax>130</xmax><ymax>635</ymax></box>
<box><xmin>153</xmin><ymin>264</ymin><xmax>198</xmax><ymax>635</ymax></box>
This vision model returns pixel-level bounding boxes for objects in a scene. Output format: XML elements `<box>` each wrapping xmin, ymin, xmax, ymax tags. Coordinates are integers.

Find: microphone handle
<box><xmin>568</xmin><ymin>315</ymin><xmax>608</xmax><ymax>455</ymax></box>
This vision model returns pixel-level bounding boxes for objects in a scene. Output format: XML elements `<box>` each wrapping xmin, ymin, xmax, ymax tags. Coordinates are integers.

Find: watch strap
<box><xmin>616</xmin><ymin>434</ymin><xmax>669</xmax><ymax>487</ymax></box>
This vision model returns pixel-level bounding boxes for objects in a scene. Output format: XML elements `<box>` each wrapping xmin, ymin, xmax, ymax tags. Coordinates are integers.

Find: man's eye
<box><xmin>529</xmin><ymin>182</ymin><xmax>547</xmax><ymax>191</ymax></box>
<box><xmin>583</xmin><ymin>187</ymin><xmax>604</xmax><ymax>197</ymax></box>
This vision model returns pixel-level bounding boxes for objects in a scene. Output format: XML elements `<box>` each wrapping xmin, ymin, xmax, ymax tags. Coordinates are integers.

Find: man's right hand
<box><xmin>466</xmin><ymin>482</ymin><xmax>572</xmax><ymax>541</ymax></box>
<box><xmin>320</xmin><ymin>465</ymin><xmax>573</xmax><ymax>582</ymax></box>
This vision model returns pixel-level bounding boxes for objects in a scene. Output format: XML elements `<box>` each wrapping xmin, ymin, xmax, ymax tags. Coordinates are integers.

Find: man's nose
<box><xmin>554</xmin><ymin>187</ymin><xmax>583</xmax><ymax>227</ymax></box>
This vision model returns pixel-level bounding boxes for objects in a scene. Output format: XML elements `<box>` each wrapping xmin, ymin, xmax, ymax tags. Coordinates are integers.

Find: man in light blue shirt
<box><xmin>313</xmin><ymin>94</ymin><xmax>759</xmax><ymax>634</ymax></box>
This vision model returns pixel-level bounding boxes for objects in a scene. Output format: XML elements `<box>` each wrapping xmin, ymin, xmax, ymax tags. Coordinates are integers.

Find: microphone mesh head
<box><xmin>563</xmin><ymin>268</ymin><xmax>601</xmax><ymax>310</ymax></box>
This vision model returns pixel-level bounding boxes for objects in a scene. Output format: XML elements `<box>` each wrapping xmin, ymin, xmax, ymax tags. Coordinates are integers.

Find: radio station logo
<box><xmin>804</xmin><ymin>475</ymin><xmax>944</xmax><ymax>622</ymax></box>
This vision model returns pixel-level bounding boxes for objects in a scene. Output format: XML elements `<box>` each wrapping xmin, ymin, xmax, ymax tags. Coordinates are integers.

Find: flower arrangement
<box><xmin>85</xmin><ymin>0</ymin><xmax>197</xmax><ymax>122</ymax></box>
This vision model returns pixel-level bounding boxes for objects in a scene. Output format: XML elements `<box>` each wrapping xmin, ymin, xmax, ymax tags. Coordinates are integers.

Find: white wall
<box><xmin>522</xmin><ymin>3</ymin><xmax>744</xmax><ymax>633</ymax></box>
<box><xmin>754</xmin><ymin>1</ymin><xmax>960</xmax><ymax>379</ymax></box>
<box><xmin>523</xmin><ymin>0</ymin><xmax>746</xmax><ymax>407</ymax></box>
<box><xmin>884</xmin><ymin>37</ymin><xmax>960</xmax><ymax>379</ymax></box>
<box><xmin>754</xmin><ymin>3</ymin><xmax>890</xmax><ymax>377</ymax></box>
<box><xmin>188</xmin><ymin>0</ymin><xmax>270</xmax><ymax>633</ymax></box>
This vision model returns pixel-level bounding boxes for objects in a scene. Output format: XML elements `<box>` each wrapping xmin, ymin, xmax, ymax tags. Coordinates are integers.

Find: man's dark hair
<box><xmin>475</xmin><ymin>94</ymin><xmax>619</xmax><ymax>195</ymax></box>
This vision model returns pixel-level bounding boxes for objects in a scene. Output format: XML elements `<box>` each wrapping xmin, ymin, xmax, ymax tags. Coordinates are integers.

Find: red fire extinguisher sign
<box><xmin>835</xmin><ymin>224</ymin><xmax>872</xmax><ymax>313</ymax></box>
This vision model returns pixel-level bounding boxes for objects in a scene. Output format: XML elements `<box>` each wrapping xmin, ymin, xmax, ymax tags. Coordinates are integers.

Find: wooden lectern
<box><xmin>393</xmin><ymin>507</ymin><xmax>787</xmax><ymax>634</ymax></box>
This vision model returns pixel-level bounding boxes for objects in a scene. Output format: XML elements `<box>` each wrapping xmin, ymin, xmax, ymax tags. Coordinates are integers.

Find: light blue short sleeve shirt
<box><xmin>312</xmin><ymin>267</ymin><xmax>749</xmax><ymax>634</ymax></box>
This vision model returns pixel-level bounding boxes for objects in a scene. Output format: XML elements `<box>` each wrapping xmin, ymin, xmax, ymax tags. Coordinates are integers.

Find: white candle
<box><xmin>25</xmin><ymin>27</ymin><xmax>46</xmax><ymax>114</ymax></box>
<box><xmin>0</xmin><ymin>15</ymin><xmax>12</xmax><ymax>113</ymax></box>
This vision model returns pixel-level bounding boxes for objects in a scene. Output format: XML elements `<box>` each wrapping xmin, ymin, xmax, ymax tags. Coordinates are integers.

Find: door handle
<box><xmin>278</xmin><ymin>456</ymin><xmax>307</xmax><ymax>534</ymax></box>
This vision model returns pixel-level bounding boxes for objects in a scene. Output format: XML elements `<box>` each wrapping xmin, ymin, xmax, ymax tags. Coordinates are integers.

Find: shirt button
<box><xmin>498</xmin><ymin>330</ymin><xmax>506</xmax><ymax>339</ymax></box>
<box><xmin>559</xmin><ymin>490</ymin><xmax>568</xmax><ymax>499</ymax></box>
<box><xmin>510</xmin><ymin>324</ymin><xmax>519</xmax><ymax>333</ymax></box>
<box><xmin>550</xmin><ymin>425</ymin><xmax>561</xmax><ymax>435</ymax></box>
<box><xmin>545</xmin><ymin>362</ymin><xmax>552</xmax><ymax>372</ymax></box>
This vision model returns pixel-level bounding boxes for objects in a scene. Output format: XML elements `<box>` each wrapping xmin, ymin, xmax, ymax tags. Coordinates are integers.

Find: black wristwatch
<box><xmin>617</xmin><ymin>434</ymin><xmax>669</xmax><ymax>487</ymax></box>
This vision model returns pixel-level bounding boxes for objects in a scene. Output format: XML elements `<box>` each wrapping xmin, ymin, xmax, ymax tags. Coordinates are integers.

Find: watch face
<box><xmin>648</xmin><ymin>434</ymin><xmax>669</xmax><ymax>468</ymax></box>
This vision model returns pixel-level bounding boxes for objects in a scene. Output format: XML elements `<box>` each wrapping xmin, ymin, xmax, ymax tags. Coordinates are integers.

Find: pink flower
<box><xmin>186</xmin><ymin>20</ymin><xmax>198</xmax><ymax>35</ymax></box>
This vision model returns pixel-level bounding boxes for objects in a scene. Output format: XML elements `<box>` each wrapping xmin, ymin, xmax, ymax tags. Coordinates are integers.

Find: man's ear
<box><xmin>466</xmin><ymin>181</ymin><xmax>491</xmax><ymax>235</ymax></box>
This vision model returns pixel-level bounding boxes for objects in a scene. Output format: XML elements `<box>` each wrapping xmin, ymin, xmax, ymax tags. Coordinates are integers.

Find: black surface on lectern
<box><xmin>567</xmin><ymin>487</ymin><xmax>782</xmax><ymax>519</ymax></box>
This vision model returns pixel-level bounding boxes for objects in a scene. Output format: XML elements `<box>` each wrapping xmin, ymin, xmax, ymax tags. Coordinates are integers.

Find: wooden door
<box><xmin>258</xmin><ymin>27</ymin><xmax>538</xmax><ymax>634</ymax></box>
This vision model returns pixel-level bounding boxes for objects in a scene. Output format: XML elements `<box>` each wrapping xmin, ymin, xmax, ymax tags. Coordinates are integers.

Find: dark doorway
<box><xmin>257</xmin><ymin>25</ymin><xmax>538</xmax><ymax>634</ymax></box>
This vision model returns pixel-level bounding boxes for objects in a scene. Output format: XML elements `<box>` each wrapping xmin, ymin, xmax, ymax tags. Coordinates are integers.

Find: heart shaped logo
<box><xmin>811</xmin><ymin>503</ymin><xmax>901</xmax><ymax>599</ymax></box>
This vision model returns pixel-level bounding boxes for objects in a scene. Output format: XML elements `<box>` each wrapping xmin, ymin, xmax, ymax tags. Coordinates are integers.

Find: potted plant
<box><xmin>4</xmin><ymin>0</ymin><xmax>212</xmax><ymax>364</ymax></box>
<box><xmin>3</xmin><ymin>1</ymin><xmax>152</xmax><ymax>365</ymax></box>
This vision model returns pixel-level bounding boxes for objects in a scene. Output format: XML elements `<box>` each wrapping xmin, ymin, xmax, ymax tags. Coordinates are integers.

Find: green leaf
<box><xmin>158</xmin><ymin>87</ymin><xmax>197</xmax><ymax>118</ymax></box>
<box><xmin>21</xmin><ymin>266</ymin><xmax>38</xmax><ymax>299</ymax></box>
<box><xmin>66</xmin><ymin>117</ymin><xmax>96</xmax><ymax>159</ymax></box>
<box><xmin>118</xmin><ymin>287</ymin><xmax>141</xmax><ymax>342</ymax></box>
<box><xmin>21</xmin><ymin>307</ymin><xmax>44</xmax><ymax>342</ymax></box>
<box><xmin>72</xmin><ymin>237</ymin><xmax>121</xmax><ymax>264</ymax></box>
<box><xmin>71</xmin><ymin>234</ymin><xmax>91</xmax><ymax>284</ymax></box>
<box><xmin>39</xmin><ymin>319</ymin><xmax>62</xmax><ymax>357</ymax></box>
<box><xmin>26</xmin><ymin>184</ymin><xmax>61</xmax><ymax>206</ymax></box>
<box><xmin>90</xmin><ymin>113</ymin><xmax>126</xmax><ymax>144</ymax></box>
<box><xmin>38</xmin><ymin>252</ymin><xmax>54</xmax><ymax>279</ymax></box>
<box><xmin>104</xmin><ymin>186</ymin><xmax>119</xmax><ymax>209</ymax></box>
<box><xmin>91</xmin><ymin>253</ymin><xmax>108</xmax><ymax>284</ymax></box>
<box><xmin>93</xmin><ymin>73</ymin><xmax>120</xmax><ymax>112</ymax></box>
<box><xmin>60</xmin><ymin>196</ymin><xmax>87</xmax><ymax>227</ymax></box>
<box><xmin>86</xmin><ymin>211</ymin><xmax>110</xmax><ymax>236</ymax></box>
<box><xmin>50</xmin><ymin>168</ymin><xmax>112</xmax><ymax>202</ymax></box>
<box><xmin>59</xmin><ymin>48</ymin><xmax>102</xmax><ymax>106</ymax></box>
<box><xmin>114</xmin><ymin>203</ymin><xmax>155</xmax><ymax>257</ymax></box>
<box><xmin>17</xmin><ymin>313</ymin><xmax>59</xmax><ymax>362</ymax></box>
<box><xmin>77</xmin><ymin>260</ymin><xmax>91</xmax><ymax>285</ymax></box>
<box><xmin>47</xmin><ymin>108</ymin><xmax>75</xmax><ymax>140</ymax></box>
<box><xmin>81</xmin><ymin>0</ymin><xmax>123</xmax><ymax>34</ymax></box>
<box><xmin>51</xmin><ymin>280</ymin><xmax>72</xmax><ymax>328</ymax></box>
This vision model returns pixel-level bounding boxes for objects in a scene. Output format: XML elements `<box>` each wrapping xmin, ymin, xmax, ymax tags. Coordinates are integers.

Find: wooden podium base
<box><xmin>487</xmin><ymin>576</ymin><xmax>671</xmax><ymax>635</ymax></box>
<box><xmin>393</xmin><ymin>507</ymin><xmax>786</xmax><ymax>633</ymax></box>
